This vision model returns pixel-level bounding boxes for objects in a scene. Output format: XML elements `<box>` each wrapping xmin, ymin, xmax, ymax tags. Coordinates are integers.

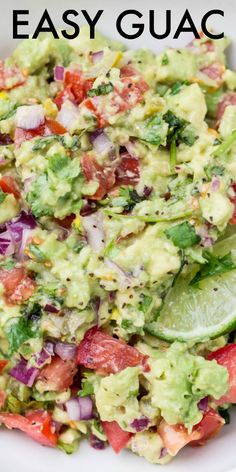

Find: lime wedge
<box><xmin>145</xmin><ymin>233</ymin><xmax>236</xmax><ymax>342</ymax></box>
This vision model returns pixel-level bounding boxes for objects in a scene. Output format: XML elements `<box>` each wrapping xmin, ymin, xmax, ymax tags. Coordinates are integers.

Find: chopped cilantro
<box><xmin>138</xmin><ymin>114</ymin><xmax>168</xmax><ymax>146</ymax></box>
<box><xmin>138</xmin><ymin>294</ymin><xmax>152</xmax><ymax>313</ymax></box>
<box><xmin>119</xmin><ymin>187</ymin><xmax>146</xmax><ymax>211</ymax></box>
<box><xmin>48</xmin><ymin>154</ymin><xmax>69</xmax><ymax>173</ymax></box>
<box><xmin>28</xmin><ymin>243</ymin><xmax>47</xmax><ymax>262</ymax></box>
<box><xmin>0</xmin><ymin>188</ymin><xmax>7</xmax><ymax>204</ymax></box>
<box><xmin>165</xmin><ymin>221</ymin><xmax>200</xmax><ymax>249</ymax></box>
<box><xmin>190</xmin><ymin>251</ymin><xmax>236</xmax><ymax>286</ymax></box>
<box><xmin>88</xmin><ymin>82</ymin><xmax>113</xmax><ymax>97</ymax></box>
<box><xmin>212</xmin><ymin>130</ymin><xmax>236</xmax><ymax>157</ymax></box>
<box><xmin>204</xmin><ymin>164</ymin><xmax>225</xmax><ymax>180</ymax></box>
<box><xmin>78</xmin><ymin>377</ymin><xmax>95</xmax><ymax>397</ymax></box>
<box><xmin>5</xmin><ymin>316</ymin><xmax>39</xmax><ymax>356</ymax></box>
<box><xmin>170</xmin><ymin>81</ymin><xmax>186</xmax><ymax>96</ymax></box>
<box><xmin>161</xmin><ymin>53</ymin><xmax>169</xmax><ymax>66</ymax></box>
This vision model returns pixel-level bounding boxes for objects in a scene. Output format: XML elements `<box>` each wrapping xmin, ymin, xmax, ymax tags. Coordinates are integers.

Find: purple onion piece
<box><xmin>91</xmin><ymin>296</ymin><xmax>101</xmax><ymax>324</ymax></box>
<box><xmin>90</xmin><ymin>434</ymin><xmax>106</xmax><ymax>450</ymax></box>
<box><xmin>198</xmin><ymin>396</ymin><xmax>209</xmax><ymax>411</ymax></box>
<box><xmin>0</xmin><ymin>133</ymin><xmax>13</xmax><ymax>146</ymax></box>
<box><xmin>130</xmin><ymin>416</ymin><xmax>150</xmax><ymax>432</ymax></box>
<box><xmin>90</xmin><ymin>130</ymin><xmax>114</xmax><ymax>154</ymax></box>
<box><xmin>54</xmin><ymin>65</ymin><xmax>65</xmax><ymax>81</ymax></box>
<box><xmin>108</xmin><ymin>291</ymin><xmax>116</xmax><ymax>302</ymax></box>
<box><xmin>54</xmin><ymin>341</ymin><xmax>77</xmax><ymax>361</ymax></box>
<box><xmin>9</xmin><ymin>358</ymin><xmax>39</xmax><ymax>387</ymax></box>
<box><xmin>91</xmin><ymin>51</ymin><xmax>104</xmax><ymax>64</ymax></box>
<box><xmin>44</xmin><ymin>341</ymin><xmax>55</xmax><ymax>356</ymax></box>
<box><xmin>0</xmin><ymin>231</ymin><xmax>14</xmax><ymax>256</ymax></box>
<box><xmin>143</xmin><ymin>186</ymin><xmax>153</xmax><ymax>198</ymax></box>
<box><xmin>44</xmin><ymin>303</ymin><xmax>60</xmax><ymax>314</ymax></box>
<box><xmin>33</xmin><ymin>348</ymin><xmax>51</xmax><ymax>368</ymax></box>
<box><xmin>65</xmin><ymin>396</ymin><xmax>93</xmax><ymax>421</ymax></box>
<box><xmin>159</xmin><ymin>447</ymin><xmax>168</xmax><ymax>459</ymax></box>
<box><xmin>7</xmin><ymin>211</ymin><xmax>36</xmax><ymax>244</ymax></box>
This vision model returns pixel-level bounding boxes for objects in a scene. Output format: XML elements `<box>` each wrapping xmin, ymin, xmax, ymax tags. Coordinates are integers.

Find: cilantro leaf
<box><xmin>163</xmin><ymin>110</ymin><xmax>197</xmax><ymax>147</ymax></box>
<box><xmin>165</xmin><ymin>221</ymin><xmax>201</xmax><ymax>249</ymax></box>
<box><xmin>161</xmin><ymin>53</ymin><xmax>169</xmax><ymax>66</ymax></box>
<box><xmin>88</xmin><ymin>83</ymin><xmax>113</xmax><ymax>97</ymax></box>
<box><xmin>5</xmin><ymin>316</ymin><xmax>39</xmax><ymax>356</ymax></box>
<box><xmin>48</xmin><ymin>154</ymin><xmax>69</xmax><ymax>173</ymax></box>
<box><xmin>78</xmin><ymin>376</ymin><xmax>95</xmax><ymax>397</ymax></box>
<box><xmin>0</xmin><ymin>189</ymin><xmax>7</xmax><ymax>204</ymax></box>
<box><xmin>119</xmin><ymin>187</ymin><xmax>146</xmax><ymax>211</ymax></box>
<box><xmin>204</xmin><ymin>164</ymin><xmax>225</xmax><ymax>180</ymax></box>
<box><xmin>138</xmin><ymin>294</ymin><xmax>152</xmax><ymax>313</ymax></box>
<box><xmin>137</xmin><ymin>114</ymin><xmax>168</xmax><ymax>146</ymax></box>
<box><xmin>32</xmin><ymin>135</ymin><xmax>81</xmax><ymax>152</ymax></box>
<box><xmin>170</xmin><ymin>81</ymin><xmax>186</xmax><ymax>95</ymax></box>
<box><xmin>212</xmin><ymin>130</ymin><xmax>236</xmax><ymax>157</ymax></box>
<box><xmin>190</xmin><ymin>251</ymin><xmax>236</xmax><ymax>286</ymax></box>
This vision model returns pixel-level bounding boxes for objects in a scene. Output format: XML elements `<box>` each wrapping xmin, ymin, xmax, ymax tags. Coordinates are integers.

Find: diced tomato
<box><xmin>38</xmin><ymin>356</ymin><xmax>77</xmax><ymax>392</ymax></box>
<box><xmin>0</xmin><ymin>267</ymin><xmax>36</xmax><ymax>304</ymax></box>
<box><xmin>200</xmin><ymin>63</ymin><xmax>224</xmax><ymax>84</ymax></box>
<box><xmin>0</xmin><ymin>360</ymin><xmax>8</xmax><ymax>373</ymax></box>
<box><xmin>230</xmin><ymin>196</ymin><xmax>236</xmax><ymax>224</ymax></box>
<box><xmin>113</xmin><ymin>76</ymin><xmax>149</xmax><ymax>114</ymax></box>
<box><xmin>115</xmin><ymin>152</ymin><xmax>140</xmax><ymax>186</ymax></box>
<box><xmin>0</xmin><ymin>176</ymin><xmax>21</xmax><ymax>199</ymax></box>
<box><xmin>190</xmin><ymin>407</ymin><xmax>225</xmax><ymax>447</ymax></box>
<box><xmin>158</xmin><ymin>420</ymin><xmax>202</xmax><ymax>456</ymax></box>
<box><xmin>0</xmin><ymin>61</ymin><xmax>25</xmax><ymax>91</ymax></box>
<box><xmin>83</xmin><ymin>98</ymin><xmax>107</xmax><ymax>128</ymax></box>
<box><xmin>216</xmin><ymin>92</ymin><xmax>236</xmax><ymax>124</ymax></box>
<box><xmin>54</xmin><ymin>86</ymin><xmax>75</xmax><ymax>110</ymax></box>
<box><xmin>207</xmin><ymin>344</ymin><xmax>236</xmax><ymax>404</ymax></box>
<box><xmin>120</xmin><ymin>65</ymin><xmax>138</xmax><ymax>78</ymax></box>
<box><xmin>0</xmin><ymin>391</ymin><xmax>6</xmax><ymax>408</ymax></box>
<box><xmin>45</xmin><ymin>118</ymin><xmax>67</xmax><ymax>135</ymax></box>
<box><xmin>102</xmin><ymin>421</ymin><xmax>132</xmax><ymax>453</ymax></box>
<box><xmin>0</xmin><ymin>411</ymin><xmax>58</xmax><ymax>447</ymax></box>
<box><xmin>81</xmin><ymin>154</ymin><xmax>115</xmax><ymax>200</ymax></box>
<box><xmin>77</xmin><ymin>326</ymin><xmax>149</xmax><ymax>374</ymax></box>
<box><xmin>14</xmin><ymin>124</ymin><xmax>46</xmax><ymax>147</ymax></box>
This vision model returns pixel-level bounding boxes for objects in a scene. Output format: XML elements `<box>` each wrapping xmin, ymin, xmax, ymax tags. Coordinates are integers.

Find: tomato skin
<box><xmin>158</xmin><ymin>420</ymin><xmax>202</xmax><ymax>456</ymax></box>
<box><xmin>200</xmin><ymin>63</ymin><xmax>224</xmax><ymax>84</ymax></box>
<box><xmin>54</xmin><ymin>86</ymin><xmax>75</xmax><ymax>110</ymax></box>
<box><xmin>207</xmin><ymin>344</ymin><xmax>236</xmax><ymax>404</ymax></box>
<box><xmin>38</xmin><ymin>356</ymin><xmax>77</xmax><ymax>392</ymax></box>
<box><xmin>46</xmin><ymin>118</ymin><xmax>67</xmax><ymax>135</ymax></box>
<box><xmin>102</xmin><ymin>421</ymin><xmax>132</xmax><ymax>453</ymax></box>
<box><xmin>81</xmin><ymin>154</ymin><xmax>115</xmax><ymax>200</ymax></box>
<box><xmin>0</xmin><ymin>360</ymin><xmax>8</xmax><ymax>373</ymax></box>
<box><xmin>0</xmin><ymin>411</ymin><xmax>58</xmax><ymax>447</ymax></box>
<box><xmin>190</xmin><ymin>408</ymin><xmax>224</xmax><ymax>447</ymax></box>
<box><xmin>77</xmin><ymin>326</ymin><xmax>148</xmax><ymax>374</ymax></box>
<box><xmin>54</xmin><ymin>70</ymin><xmax>95</xmax><ymax>109</ymax></box>
<box><xmin>0</xmin><ymin>268</ymin><xmax>36</xmax><ymax>304</ymax></box>
<box><xmin>14</xmin><ymin>124</ymin><xmax>46</xmax><ymax>147</ymax></box>
<box><xmin>115</xmin><ymin>152</ymin><xmax>140</xmax><ymax>186</ymax></box>
<box><xmin>0</xmin><ymin>176</ymin><xmax>21</xmax><ymax>199</ymax></box>
<box><xmin>216</xmin><ymin>92</ymin><xmax>236</xmax><ymax>124</ymax></box>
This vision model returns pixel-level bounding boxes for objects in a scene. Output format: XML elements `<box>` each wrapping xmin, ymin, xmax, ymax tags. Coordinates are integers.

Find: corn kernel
<box><xmin>43</xmin><ymin>98</ymin><xmax>57</xmax><ymax>118</ymax></box>
<box><xmin>73</xmin><ymin>216</ymin><xmax>81</xmax><ymax>230</ymax></box>
<box><xmin>0</xmin><ymin>92</ymin><xmax>8</xmax><ymax>100</ymax></box>
<box><xmin>111</xmin><ymin>308</ymin><xmax>119</xmax><ymax>320</ymax></box>
<box><xmin>112</xmin><ymin>51</ymin><xmax>123</xmax><ymax>68</ymax></box>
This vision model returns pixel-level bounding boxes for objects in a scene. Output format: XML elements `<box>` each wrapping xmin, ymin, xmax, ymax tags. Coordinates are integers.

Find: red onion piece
<box><xmin>90</xmin><ymin>434</ymin><xmax>106</xmax><ymax>450</ymax></box>
<box><xmin>198</xmin><ymin>396</ymin><xmax>208</xmax><ymax>411</ymax></box>
<box><xmin>44</xmin><ymin>303</ymin><xmax>60</xmax><ymax>314</ymax></box>
<box><xmin>0</xmin><ymin>231</ymin><xmax>14</xmax><ymax>256</ymax></box>
<box><xmin>130</xmin><ymin>416</ymin><xmax>150</xmax><ymax>432</ymax></box>
<box><xmin>65</xmin><ymin>396</ymin><xmax>93</xmax><ymax>421</ymax></box>
<box><xmin>159</xmin><ymin>447</ymin><xmax>168</xmax><ymax>459</ymax></box>
<box><xmin>9</xmin><ymin>358</ymin><xmax>39</xmax><ymax>387</ymax></box>
<box><xmin>54</xmin><ymin>341</ymin><xmax>77</xmax><ymax>361</ymax></box>
<box><xmin>82</xmin><ymin>212</ymin><xmax>105</xmax><ymax>253</ymax></box>
<box><xmin>91</xmin><ymin>296</ymin><xmax>101</xmax><ymax>324</ymax></box>
<box><xmin>90</xmin><ymin>130</ymin><xmax>114</xmax><ymax>154</ymax></box>
<box><xmin>143</xmin><ymin>185</ymin><xmax>153</xmax><ymax>198</ymax></box>
<box><xmin>7</xmin><ymin>211</ymin><xmax>37</xmax><ymax>244</ymax></box>
<box><xmin>211</xmin><ymin>177</ymin><xmax>220</xmax><ymax>192</ymax></box>
<box><xmin>0</xmin><ymin>133</ymin><xmax>13</xmax><ymax>146</ymax></box>
<box><xmin>91</xmin><ymin>51</ymin><xmax>104</xmax><ymax>64</ymax></box>
<box><xmin>15</xmin><ymin>105</ymin><xmax>45</xmax><ymax>130</ymax></box>
<box><xmin>57</xmin><ymin>100</ymin><xmax>80</xmax><ymax>131</ymax></box>
<box><xmin>54</xmin><ymin>65</ymin><xmax>65</xmax><ymax>81</ymax></box>
<box><xmin>33</xmin><ymin>348</ymin><xmax>51</xmax><ymax>367</ymax></box>
<box><xmin>44</xmin><ymin>341</ymin><xmax>55</xmax><ymax>356</ymax></box>
<box><xmin>105</xmin><ymin>258</ymin><xmax>133</xmax><ymax>290</ymax></box>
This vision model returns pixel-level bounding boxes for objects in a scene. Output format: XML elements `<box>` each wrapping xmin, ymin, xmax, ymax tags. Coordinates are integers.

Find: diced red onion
<box><xmin>108</xmin><ymin>291</ymin><xmax>116</xmax><ymax>302</ymax></box>
<box><xmin>90</xmin><ymin>130</ymin><xmax>114</xmax><ymax>154</ymax></box>
<box><xmin>202</xmin><ymin>236</ymin><xmax>214</xmax><ymax>248</ymax></box>
<box><xmin>54</xmin><ymin>65</ymin><xmax>65</xmax><ymax>81</ymax></box>
<box><xmin>33</xmin><ymin>348</ymin><xmax>51</xmax><ymax>367</ymax></box>
<box><xmin>51</xmin><ymin>420</ymin><xmax>62</xmax><ymax>434</ymax></box>
<box><xmin>82</xmin><ymin>212</ymin><xmax>105</xmax><ymax>253</ymax></box>
<box><xmin>65</xmin><ymin>396</ymin><xmax>93</xmax><ymax>421</ymax></box>
<box><xmin>44</xmin><ymin>341</ymin><xmax>55</xmax><ymax>356</ymax></box>
<box><xmin>9</xmin><ymin>358</ymin><xmax>39</xmax><ymax>387</ymax></box>
<box><xmin>159</xmin><ymin>447</ymin><xmax>168</xmax><ymax>459</ymax></box>
<box><xmin>0</xmin><ymin>231</ymin><xmax>14</xmax><ymax>256</ymax></box>
<box><xmin>211</xmin><ymin>177</ymin><xmax>220</xmax><ymax>192</ymax></box>
<box><xmin>80</xmin><ymin>201</ymin><xmax>97</xmax><ymax>217</ymax></box>
<box><xmin>0</xmin><ymin>133</ymin><xmax>13</xmax><ymax>146</ymax></box>
<box><xmin>57</xmin><ymin>100</ymin><xmax>80</xmax><ymax>131</ymax></box>
<box><xmin>91</xmin><ymin>51</ymin><xmax>104</xmax><ymax>64</ymax></box>
<box><xmin>130</xmin><ymin>416</ymin><xmax>150</xmax><ymax>432</ymax></box>
<box><xmin>7</xmin><ymin>211</ymin><xmax>37</xmax><ymax>244</ymax></box>
<box><xmin>15</xmin><ymin>105</ymin><xmax>45</xmax><ymax>130</ymax></box>
<box><xmin>90</xmin><ymin>434</ymin><xmax>106</xmax><ymax>450</ymax></box>
<box><xmin>198</xmin><ymin>396</ymin><xmax>208</xmax><ymax>411</ymax></box>
<box><xmin>44</xmin><ymin>303</ymin><xmax>60</xmax><ymax>314</ymax></box>
<box><xmin>91</xmin><ymin>296</ymin><xmax>101</xmax><ymax>324</ymax></box>
<box><xmin>54</xmin><ymin>341</ymin><xmax>77</xmax><ymax>361</ymax></box>
<box><xmin>105</xmin><ymin>258</ymin><xmax>133</xmax><ymax>290</ymax></box>
<box><xmin>143</xmin><ymin>185</ymin><xmax>153</xmax><ymax>198</ymax></box>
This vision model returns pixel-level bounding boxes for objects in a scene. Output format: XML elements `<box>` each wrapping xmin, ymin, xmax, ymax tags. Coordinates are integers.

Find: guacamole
<box><xmin>0</xmin><ymin>28</ymin><xmax>235</xmax><ymax>464</ymax></box>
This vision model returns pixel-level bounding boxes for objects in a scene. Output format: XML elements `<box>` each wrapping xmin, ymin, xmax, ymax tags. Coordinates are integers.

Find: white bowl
<box><xmin>1</xmin><ymin>0</ymin><xmax>236</xmax><ymax>471</ymax></box>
